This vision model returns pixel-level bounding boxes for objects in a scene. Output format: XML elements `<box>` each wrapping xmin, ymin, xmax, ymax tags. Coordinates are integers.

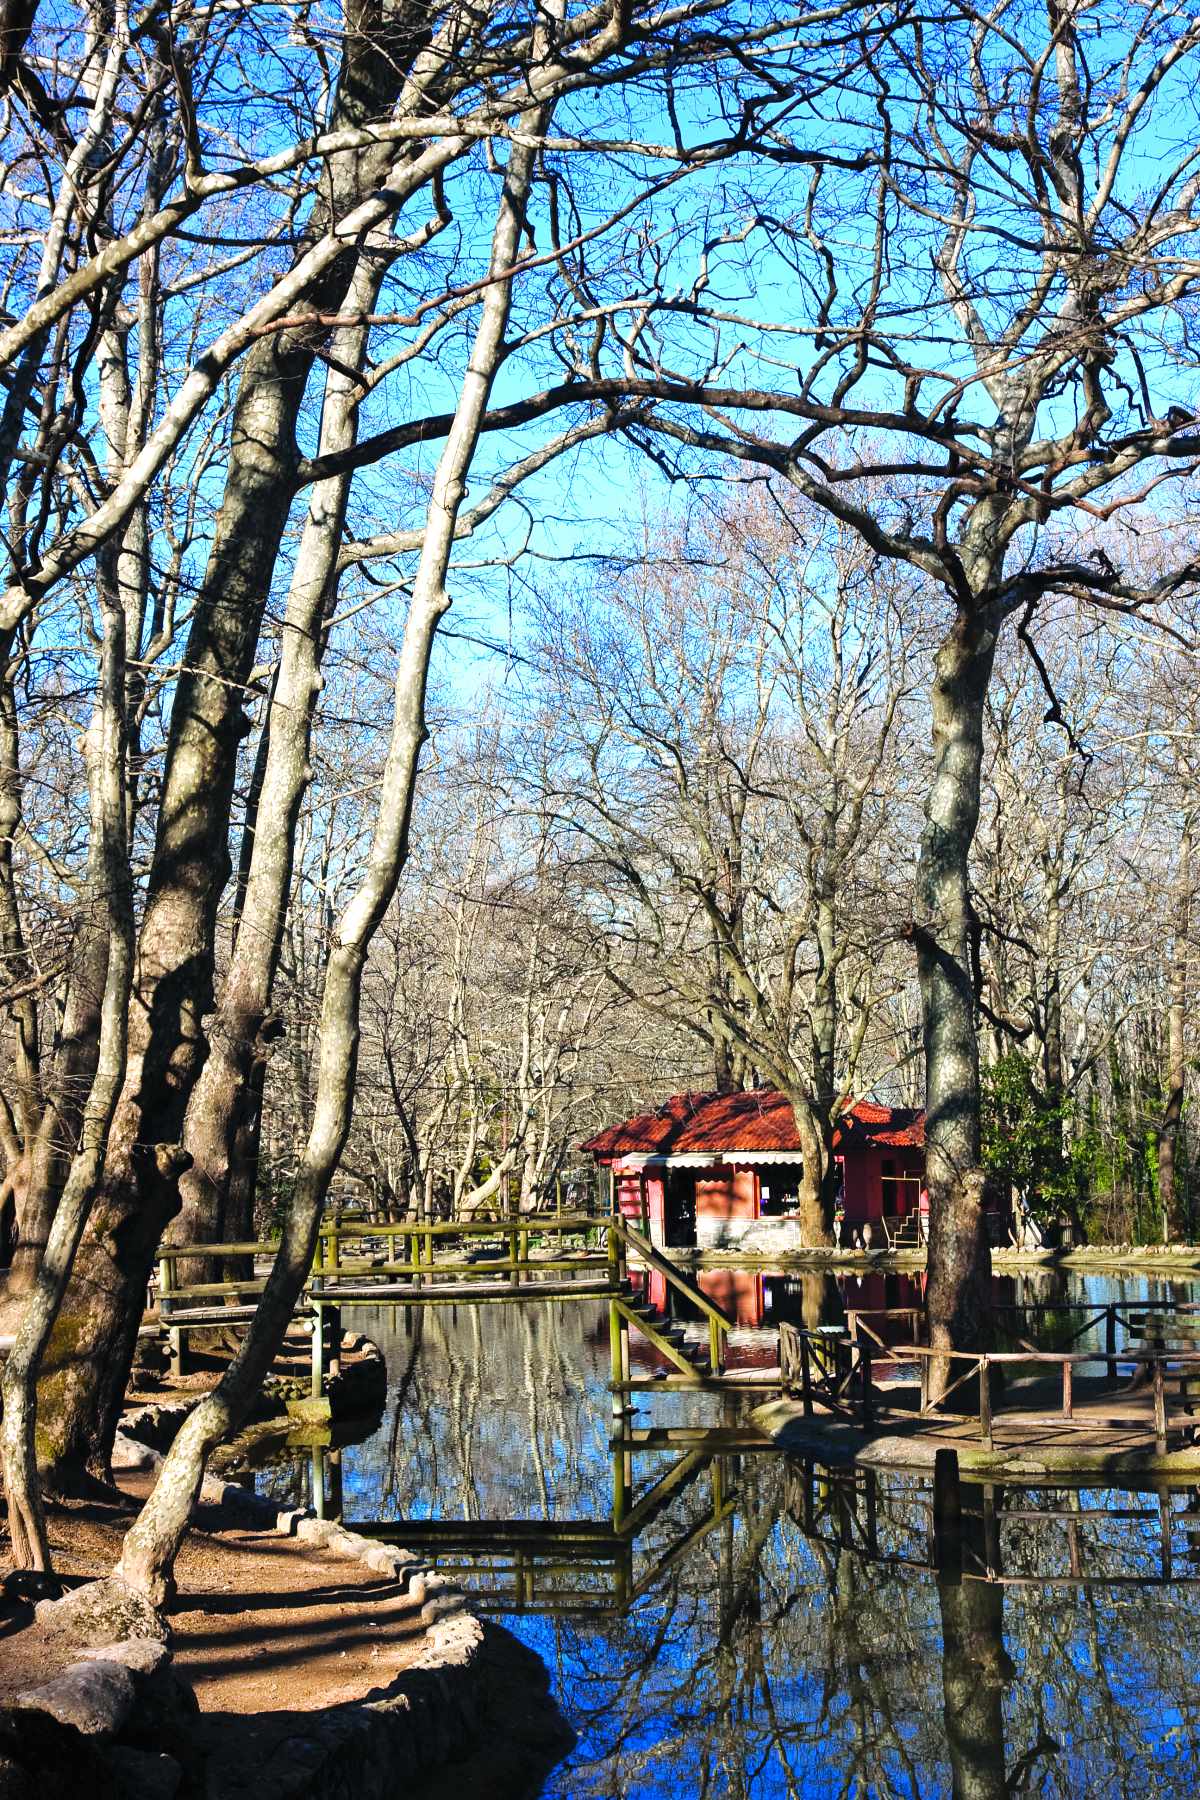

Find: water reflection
<box><xmin>246</xmin><ymin>1275</ymin><xmax>1200</xmax><ymax>1796</ymax></box>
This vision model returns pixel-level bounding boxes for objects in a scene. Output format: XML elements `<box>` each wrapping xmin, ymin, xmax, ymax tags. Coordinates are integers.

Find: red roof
<box><xmin>581</xmin><ymin>1090</ymin><xmax>924</xmax><ymax>1158</ymax></box>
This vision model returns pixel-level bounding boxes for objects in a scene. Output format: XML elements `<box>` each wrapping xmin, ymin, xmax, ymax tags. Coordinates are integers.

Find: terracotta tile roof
<box><xmin>581</xmin><ymin>1090</ymin><xmax>924</xmax><ymax>1157</ymax></box>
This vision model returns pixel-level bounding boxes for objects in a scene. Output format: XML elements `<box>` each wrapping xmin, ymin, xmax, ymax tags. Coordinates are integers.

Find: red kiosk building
<box><xmin>582</xmin><ymin>1089</ymin><xmax>926</xmax><ymax>1251</ymax></box>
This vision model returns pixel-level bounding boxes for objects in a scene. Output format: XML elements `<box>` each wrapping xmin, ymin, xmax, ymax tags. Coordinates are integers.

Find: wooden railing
<box><xmin>780</xmin><ymin>1318</ymin><xmax>1200</xmax><ymax>1453</ymax></box>
<box><xmin>610</xmin><ymin>1215</ymin><xmax>733</xmax><ymax>1374</ymax></box>
<box><xmin>785</xmin><ymin>1461</ymin><xmax>1200</xmax><ymax>1588</ymax></box>
<box><xmin>155</xmin><ymin>1212</ymin><xmax>607</xmax><ymax>1309</ymax></box>
<box><xmin>780</xmin><ymin>1322</ymin><xmax>876</xmax><ymax>1424</ymax></box>
<box><xmin>152</xmin><ymin>1211</ymin><xmax>736</xmax><ymax>1389</ymax></box>
<box><xmin>313</xmin><ymin>1211</ymin><xmax>606</xmax><ymax>1288</ymax></box>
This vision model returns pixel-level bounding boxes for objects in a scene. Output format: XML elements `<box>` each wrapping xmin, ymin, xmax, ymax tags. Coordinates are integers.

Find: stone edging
<box><xmin>7</xmin><ymin>1402</ymin><xmax>557</xmax><ymax>1800</ymax></box>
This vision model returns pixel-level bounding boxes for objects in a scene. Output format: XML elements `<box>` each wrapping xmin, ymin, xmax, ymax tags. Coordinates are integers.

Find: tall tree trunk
<box><xmin>916</xmin><ymin>606</ymin><xmax>998</xmax><ymax>1401</ymax></box>
<box><xmin>172</xmin><ymin>267</ymin><xmax>382</xmax><ymax>1278</ymax></box>
<box><xmin>1</xmin><ymin>566</ymin><xmax>132</xmax><ymax>1567</ymax></box>
<box><xmin>114</xmin><ymin>113</ymin><xmax>546</xmax><ymax>1602</ymax></box>
<box><xmin>790</xmin><ymin>1093</ymin><xmax>836</xmax><ymax>1247</ymax></box>
<box><xmin>0</xmin><ymin>2</ymin><xmax>130</xmax><ymax>1292</ymax></box>
<box><xmin>1158</xmin><ymin>814</ymin><xmax>1193</xmax><ymax>1241</ymax></box>
<box><xmin>33</xmin><ymin>4</ymin><xmax>428</xmax><ymax>1491</ymax></box>
<box><xmin>0</xmin><ymin>651</ymin><xmax>43</xmax><ymax>1291</ymax></box>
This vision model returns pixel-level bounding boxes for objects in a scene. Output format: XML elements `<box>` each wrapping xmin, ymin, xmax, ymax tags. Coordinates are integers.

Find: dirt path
<box><xmin>1</xmin><ymin>1489</ymin><xmax>432</xmax><ymax>1711</ymax></box>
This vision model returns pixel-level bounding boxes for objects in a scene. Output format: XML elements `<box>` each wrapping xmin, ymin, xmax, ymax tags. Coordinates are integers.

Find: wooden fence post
<box><xmin>978</xmin><ymin>1356</ymin><xmax>993</xmax><ymax>1448</ymax></box>
<box><xmin>801</xmin><ymin>1334</ymin><xmax>813</xmax><ymax>1418</ymax></box>
<box><xmin>311</xmin><ymin>1304</ymin><xmax>325</xmax><ymax>1401</ymax></box>
<box><xmin>159</xmin><ymin>1254</ymin><xmax>185</xmax><ymax>1379</ymax></box>
<box><xmin>933</xmin><ymin>1448</ymin><xmax>962</xmax><ymax>1579</ymax></box>
<box><xmin>1061</xmin><ymin>1357</ymin><xmax>1073</xmax><ymax>1420</ymax></box>
<box><xmin>1106</xmin><ymin>1304</ymin><xmax>1117</xmax><ymax>1382</ymax></box>
<box><xmin>1154</xmin><ymin>1356</ymin><xmax>1168</xmax><ymax>1453</ymax></box>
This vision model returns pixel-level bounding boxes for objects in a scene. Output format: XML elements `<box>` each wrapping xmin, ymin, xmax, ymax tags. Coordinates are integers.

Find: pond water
<box><xmin>251</xmin><ymin>1269</ymin><xmax>1200</xmax><ymax>1796</ymax></box>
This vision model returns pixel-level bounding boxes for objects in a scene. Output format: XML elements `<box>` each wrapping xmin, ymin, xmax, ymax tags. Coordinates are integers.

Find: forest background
<box><xmin>1</xmin><ymin>0</ymin><xmax>1200</xmax><ymax>1590</ymax></box>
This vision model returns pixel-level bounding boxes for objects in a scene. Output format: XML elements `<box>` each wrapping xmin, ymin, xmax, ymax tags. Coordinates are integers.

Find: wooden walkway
<box><xmin>774</xmin><ymin>1315</ymin><xmax>1200</xmax><ymax>1472</ymax></box>
<box><xmin>152</xmin><ymin>1213</ymin><xmax>762</xmax><ymax>1400</ymax></box>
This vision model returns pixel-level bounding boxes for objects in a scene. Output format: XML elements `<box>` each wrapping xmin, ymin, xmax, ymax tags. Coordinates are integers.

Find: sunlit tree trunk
<box><xmin>916</xmin><ymin>604</ymin><xmax>999</xmax><ymax>1399</ymax></box>
<box><xmin>33</xmin><ymin>2</ymin><xmax>425</xmax><ymax>1490</ymax></box>
<box><xmin>1158</xmin><ymin>814</ymin><xmax>1193</xmax><ymax>1241</ymax></box>
<box><xmin>173</xmin><ymin>265</ymin><xmax>383</xmax><ymax>1271</ymax></box>
<box><xmin>115</xmin><ymin>116</ymin><xmax>547</xmax><ymax>1600</ymax></box>
<box><xmin>0</xmin><ymin>565</ymin><xmax>132</xmax><ymax>1566</ymax></box>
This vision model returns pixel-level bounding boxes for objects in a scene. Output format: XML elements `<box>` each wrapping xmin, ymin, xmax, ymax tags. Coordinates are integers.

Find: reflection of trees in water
<box><xmin>549</xmin><ymin>1461</ymin><xmax>1200</xmax><ymax>1800</ymax></box>
<box><xmin>339</xmin><ymin>1299</ymin><xmax>612</xmax><ymax>1526</ymax></box>
<box><xmin>938</xmin><ymin>1509</ymin><xmax>1010</xmax><ymax>1800</ymax></box>
<box><xmin>318</xmin><ymin>1300</ymin><xmax>1200</xmax><ymax>1798</ymax></box>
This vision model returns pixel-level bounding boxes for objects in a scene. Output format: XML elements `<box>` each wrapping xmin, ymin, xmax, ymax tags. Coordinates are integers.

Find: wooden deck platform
<box><xmin>756</xmin><ymin>1370</ymin><xmax>1200</xmax><ymax>1475</ymax></box>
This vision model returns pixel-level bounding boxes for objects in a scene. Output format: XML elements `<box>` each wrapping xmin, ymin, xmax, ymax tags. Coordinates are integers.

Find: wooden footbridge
<box><xmin>153</xmin><ymin>1211</ymin><xmax>774</xmax><ymax>1399</ymax></box>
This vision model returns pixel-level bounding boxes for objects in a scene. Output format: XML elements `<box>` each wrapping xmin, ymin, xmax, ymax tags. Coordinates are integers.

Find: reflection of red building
<box><xmin>583</xmin><ymin>1089</ymin><xmax>926</xmax><ymax>1251</ymax></box>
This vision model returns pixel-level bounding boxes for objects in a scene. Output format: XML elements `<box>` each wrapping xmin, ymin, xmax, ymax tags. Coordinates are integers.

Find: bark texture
<box><xmin>172</xmin><ymin>270</ymin><xmax>383</xmax><ymax>1273</ymax></box>
<box><xmin>917</xmin><ymin>606</ymin><xmax>999</xmax><ymax>1398</ymax></box>
<box><xmin>1</xmin><ymin>570</ymin><xmax>133</xmax><ymax>1564</ymax></box>
<box><xmin>34</xmin><ymin>0</ymin><xmax>430</xmax><ymax>1489</ymax></box>
<box><xmin>116</xmin><ymin>111</ymin><xmax>546</xmax><ymax>1600</ymax></box>
<box><xmin>1157</xmin><ymin>815</ymin><xmax>1192</xmax><ymax>1240</ymax></box>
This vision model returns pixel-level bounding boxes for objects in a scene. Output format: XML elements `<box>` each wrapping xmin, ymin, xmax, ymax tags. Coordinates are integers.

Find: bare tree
<box><xmin>530</xmin><ymin>487</ymin><xmax>923</xmax><ymax>1241</ymax></box>
<box><xmin>16</xmin><ymin>0</ymin><xmax>831</xmax><ymax>1499</ymax></box>
<box><xmin>570</xmin><ymin>0</ymin><xmax>1200</xmax><ymax>1381</ymax></box>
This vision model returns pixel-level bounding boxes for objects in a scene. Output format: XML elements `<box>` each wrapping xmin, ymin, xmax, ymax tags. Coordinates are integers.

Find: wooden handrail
<box><xmin>781</xmin><ymin>1318</ymin><xmax>1200</xmax><ymax>1438</ymax></box>
<box><xmin>611</xmin><ymin>1216</ymin><xmax>733</xmax><ymax>1334</ymax></box>
<box><xmin>319</xmin><ymin>1213</ymin><xmax>597</xmax><ymax>1241</ymax></box>
<box><xmin>157</xmin><ymin>1241</ymin><xmax>277</xmax><ymax>1262</ymax></box>
<box><xmin>881</xmin><ymin>1342</ymin><xmax>1200</xmax><ymax>1367</ymax></box>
